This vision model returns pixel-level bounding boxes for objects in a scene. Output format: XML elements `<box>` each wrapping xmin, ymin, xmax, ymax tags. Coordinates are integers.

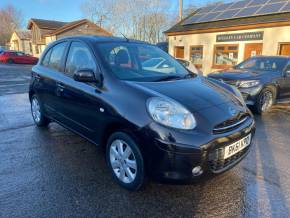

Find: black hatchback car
<box><xmin>29</xmin><ymin>36</ymin><xmax>255</xmax><ymax>190</ymax></box>
<box><xmin>208</xmin><ymin>56</ymin><xmax>290</xmax><ymax>114</ymax></box>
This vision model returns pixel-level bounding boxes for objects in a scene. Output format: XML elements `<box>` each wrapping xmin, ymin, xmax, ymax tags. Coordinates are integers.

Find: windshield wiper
<box><xmin>154</xmin><ymin>75</ymin><xmax>183</xmax><ymax>82</ymax></box>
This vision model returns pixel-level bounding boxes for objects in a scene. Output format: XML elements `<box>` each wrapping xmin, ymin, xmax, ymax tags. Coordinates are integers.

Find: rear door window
<box><xmin>41</xmin><ymin>49</ymin><xmax>52</xmax><ymax>67</ymax></box>
<box><xmin>65</xmin><ymin>41</ymin><xmax>96</xmax><ymax>77</ymax></box>
<box><xmin>48</xmin><ymin>42</ymin><xmax>68</xmax><ymax>72</ymax></box>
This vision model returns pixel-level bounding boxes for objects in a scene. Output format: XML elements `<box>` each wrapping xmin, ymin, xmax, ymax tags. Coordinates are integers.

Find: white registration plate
<box><xmin>224</xmin><ymin>134</ymin><xmax>251</xmax><ymax>159</ymax></box>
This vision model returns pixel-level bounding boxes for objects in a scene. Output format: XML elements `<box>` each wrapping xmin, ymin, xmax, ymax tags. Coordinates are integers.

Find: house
<box><xmin>27</xmin><ymin>18</ymin><xmax>112</xmax><ymax>57</ymax></box>
<box><xmin>9</xmin><ymin>30</ymin><xmax>32</xmax><ymax>55</ymax></box>
<box><xmin>165</xmin><ymin>0</ymin><xmax>290</xmax><ymax>75</ymax></box>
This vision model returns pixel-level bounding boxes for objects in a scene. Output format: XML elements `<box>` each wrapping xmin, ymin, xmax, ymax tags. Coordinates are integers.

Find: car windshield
<box><xmin>96</xmin><ymin>42</ymin><xmax>193</xmax><ymax>82</ymax></box>
<box><xmin>235</xmin><ymin>57</ymin><xmax>288</xmax><ymax>72</ymax></box>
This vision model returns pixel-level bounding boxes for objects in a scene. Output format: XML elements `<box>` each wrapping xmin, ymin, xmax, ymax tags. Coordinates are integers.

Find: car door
<box><xmin>33</xmin><ymin>41</ymin><xmax>69</xmax><ymax>119</ymax></box>
<box><xmin>16</xmin><ymin>52</ymin><xmax>26</xmax><ymax>64</ymax></box>
<box><xmin>279</xmin><ymin>62</ymin><xmax>290</xmax><ymax>99</ymax></box>
<box><xmin>55</xmin><ymin>41</ymin><xmax>105</xmax><ymax>139</ymax></box>
<box><xmin>9</xmin><ymin>52</ymin><xmax>19</xmax><ymax>63</ymax></box>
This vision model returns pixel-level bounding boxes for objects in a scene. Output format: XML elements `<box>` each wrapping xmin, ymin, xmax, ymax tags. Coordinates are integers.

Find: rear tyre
<box><xmin>106</xmin><ymin>132</ymin><xmax>145</xmax><ymax>191</ymax></box>
<box><xmin>31</xmin><ymin>95</ymin><xmax>50</xmax><ymax>127</ymax></box>
<box><xmin>7</xmin><ymin>59</ymin><xmax>14</xmax><ymax>64</ymax></box>
<box><xmin>254</xmin><ymin>87</ymin><xmax>276</xmax><ymax>114</ymax></box>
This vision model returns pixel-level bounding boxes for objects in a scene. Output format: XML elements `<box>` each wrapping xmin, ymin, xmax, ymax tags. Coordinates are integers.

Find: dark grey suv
<box><xmin>208</xmin><ymin>56</ymin><xmax>290</xmax><ymax>114</ymax></box>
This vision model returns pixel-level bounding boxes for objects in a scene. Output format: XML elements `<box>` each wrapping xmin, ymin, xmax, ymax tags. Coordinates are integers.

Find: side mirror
<box><xmin>73</xmin><ymin>69</ymin><xmax>101</xmax><ymax>83</ymax></box>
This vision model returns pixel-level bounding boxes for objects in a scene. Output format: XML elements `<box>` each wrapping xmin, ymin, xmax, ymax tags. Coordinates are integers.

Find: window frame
<box><xmin>40</xmin><ymin>41</ymin><xmax>69</xmax><ymax>72</ymax></box>
<box><xmin>189</xmin><ymin>45</ymin><xmax>203</xmax><ymax>69</ymax></box>
<box><xmin>212</xmin><ymin>44</ymin><xmax>239</xmax><ymax>69</ymax></box>
<box><xmin>64</xmin><ymin>40</ymin><xmax>99</xmax><ymax>78</ymax></box>
<box><xmin>174</xmin><ymin>46</ymin><xmax>185</xmax><ymax>59</ymax></box>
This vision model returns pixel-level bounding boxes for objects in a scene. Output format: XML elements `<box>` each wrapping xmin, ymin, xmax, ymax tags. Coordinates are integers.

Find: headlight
<box><xmin>147</xmin><ymin>97</ymin><xmax>196</xmax><ymax>130</ymax></box>
<box><xmin>239</xmin><ymin>80</ymin><xmax>259</xmax><ymax>88</ymax></box>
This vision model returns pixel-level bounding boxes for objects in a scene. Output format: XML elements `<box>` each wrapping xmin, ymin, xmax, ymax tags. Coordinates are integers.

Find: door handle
<box><xmin>57</xmin><ymin>83</ymin><xmax>65</xmax><ymax>92</ymax></box>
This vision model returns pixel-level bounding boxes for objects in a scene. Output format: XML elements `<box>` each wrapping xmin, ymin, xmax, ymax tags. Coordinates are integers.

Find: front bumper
<box><xmin>238</xmin><ymin>85</ymin><xmax>263</xmax><ymax>106</ymax></box>
<box><xmin>138</xmin><ymin>116</ymin><xmax>255</xmax><ymax>181</ymax></box>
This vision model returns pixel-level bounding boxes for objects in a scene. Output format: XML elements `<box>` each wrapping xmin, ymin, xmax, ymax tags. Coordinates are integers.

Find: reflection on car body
<box><xmin>29</xmin><ymin>36</ymin><xmax>255</xmax><ymax>191</ymax></box>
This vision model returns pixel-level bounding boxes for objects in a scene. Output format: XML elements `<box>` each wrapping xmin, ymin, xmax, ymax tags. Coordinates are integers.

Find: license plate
<box><xmin>224</xmin><ymin>134</ymin><xmax>251</xmax><ymax>159</ymax></box>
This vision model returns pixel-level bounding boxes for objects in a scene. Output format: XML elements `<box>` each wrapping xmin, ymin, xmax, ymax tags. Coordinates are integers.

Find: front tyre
<box><xmin>254</xmin><ymin>87</ymin><xmax>275</xmax><ymax>114</ymax></box>
<box><xmin>106</xmin><ymin>132</ymin><xmax>145</xmax><ymax>191</ymax></box>
<box><xmin>31</xmin><ymin>95</ymin><xmax>50</xmax><ymax>127</ymax></box>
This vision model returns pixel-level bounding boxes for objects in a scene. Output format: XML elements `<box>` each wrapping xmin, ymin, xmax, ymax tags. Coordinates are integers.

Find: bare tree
<box><xmin>0</xmin><ymin>5</ymin><xmax>23</xmax><ymax>46</ymax></box>
<box><xmin>183</xmin><ymin>4</ymin><xmax>198</xmax><ymax>18</ymax></box>
<box><xmin>81</xmin><ymin>0</ymin><xmax>176</xmax><ymax>43</ymax></box>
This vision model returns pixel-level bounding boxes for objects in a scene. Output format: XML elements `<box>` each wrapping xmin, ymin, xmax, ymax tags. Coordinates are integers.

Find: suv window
<box><xmin>48</xmin><ymin>42</ymin><xmax>67</xmax><ymax>71</ymax></box>
<box><xmin>65</xmin><ymin>42</ymin><xmax>96</xmax><ymax>77</ymax></box>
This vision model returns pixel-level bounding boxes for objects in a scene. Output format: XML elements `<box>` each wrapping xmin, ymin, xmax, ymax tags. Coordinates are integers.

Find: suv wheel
<box><xmin>106</xmin><ymin>132</ymin><xmax>145</xmax><ymax>191</ymax></box>
<box><xmin>31</xmin><ymin>95</ymin><xmax>50</xmax><ymax>127</ymax></box>
<box><xmin>255</xmin><ymin>87</ymin><xmax>275</xmax><ymax>114</ymax></box>
<box><xmin>7</xmin><ymin>59</ymin><xmax>13</xmax><ymax>64</ymax></box>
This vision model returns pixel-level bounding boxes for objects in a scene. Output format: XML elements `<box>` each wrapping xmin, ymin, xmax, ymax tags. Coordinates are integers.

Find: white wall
<box><xmin>169</xmin><ymin>26</ymin><xmax>290</xmax><ymax>75</ymax></box>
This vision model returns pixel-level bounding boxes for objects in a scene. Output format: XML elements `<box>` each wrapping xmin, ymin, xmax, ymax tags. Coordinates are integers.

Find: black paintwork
<box><xmin>208</xmin><ymin>56</ymin><xmax>290</xmax><ymax>105</ymax></box>
<box><xmin>29</xmin><ymin>36</ymin><xmax>255</xmax><ymax>181</ymax></box>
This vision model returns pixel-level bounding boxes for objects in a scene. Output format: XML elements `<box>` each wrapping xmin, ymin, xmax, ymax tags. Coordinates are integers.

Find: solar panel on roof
<box><xmin>234</xmin><ymin>6</ymin><xmax>260</xmax><ymax>17</ymax></box>
<box><xmin>196</xmin><ymin>5</ymin><xmax>218</xmax><ymax>14</ymax></box>
<box><xmin>281</xmin><ymin>2</ymin><xmax>290</xmax><ymax>12</ymax></box>
<box><xmin>198</xmin><ymin>12</ymin><xmax>221</xmax><ymax>22</ymax></box>
<box><xmin>181</xmin><ymin>0</ymin><xmax>290</xmax><ymax>26</ymax></box>
<box><xmin>216</xmin><ymin>9</ymin><xmax>240</xmax><ymax>19</ymax></box>
<box><xmin>256</xmin><ymin>2</ymin><xmax>287</xmax><ymax>14</ymax></box>
<box><xmin>229</xmin><ymin>0</ymin><xmax>252</xmax><ymax>9</ymax></box>
<box><xmin>213</xmin><ymin>2</ymin><xmax>235</xmax><ymax>11</ymax></box>
<box><xmin>248</xmin><ymin>0</ymin><xmax>270</xmax><ymax>7</ymax></box>
<box><xmin>182</xmin><ymin>14</ymin><xmax>205</xmax><ymax>25</ymax></box>
<box><xmin>269</xmin><ymin>0</ymin><xmax>288</xmax><ymax>3</ymax></box>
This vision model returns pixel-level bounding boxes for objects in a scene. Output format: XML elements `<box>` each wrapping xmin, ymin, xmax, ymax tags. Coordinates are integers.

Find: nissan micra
<box><xmin>29</xmin><ymin>36</ymin><xmax>255</xmax><ymax>190</ymax></box>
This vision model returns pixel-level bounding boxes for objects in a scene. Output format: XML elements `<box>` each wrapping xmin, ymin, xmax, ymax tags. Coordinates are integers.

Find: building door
<box><xmin>174</xmin><ymin>46</ymin><xmax>184</xmax><ymax>59</ymax></box>
<box><xmin>279</xmin><ymin>43</ymin><xmax>290</xmax><ymax>56</ymax></box>
<box><xmin>244</xmin><ymin>43</ymin><xmax>263</xmax><ymax>60</ymax></box>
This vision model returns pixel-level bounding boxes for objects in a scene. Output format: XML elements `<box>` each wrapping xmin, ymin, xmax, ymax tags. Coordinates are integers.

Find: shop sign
<box><xmin>216</xmin><ymin>32</ymin><xmax>264</xmax><ymax>42</ymax></box>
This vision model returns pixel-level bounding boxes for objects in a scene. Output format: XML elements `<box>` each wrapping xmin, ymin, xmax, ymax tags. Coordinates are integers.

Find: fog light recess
<box><xmin>192</xmin><ymin>166</ymin><xmax>203</xmax><ymax>176</ymax></box>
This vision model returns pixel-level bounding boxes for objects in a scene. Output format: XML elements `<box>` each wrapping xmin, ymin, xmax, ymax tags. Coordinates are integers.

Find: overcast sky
<box><xmin>0</xmin><ymin>0</ymin><xmax>231</xmax><ymax>25</ymax></box>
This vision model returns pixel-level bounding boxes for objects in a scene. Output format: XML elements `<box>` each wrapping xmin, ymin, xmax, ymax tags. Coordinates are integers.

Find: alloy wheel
<box><xmin>109</xmin><ymin>139</ymin><xmax>137</xmax><ymax>184</ymax></box>
<box><xmin>31</xmin><ymin>97</ymin><xmax>41</xmax><ymax>123</ymax></box>
<box><xmin>260</xmin><ymin>90</ymin><xmax>273</xmax><ymax>112</ymax></box>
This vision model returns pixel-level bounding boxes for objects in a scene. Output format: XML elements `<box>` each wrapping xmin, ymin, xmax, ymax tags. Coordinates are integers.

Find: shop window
<box><xmin>190</xmin><ymin>46</ymin><xmax>203</xmax><ymax>69</ymax></box>
<box><xmin>213</xmin><ymin>44</ymin><xmax>239</xmax><ymax>68</ymax></box>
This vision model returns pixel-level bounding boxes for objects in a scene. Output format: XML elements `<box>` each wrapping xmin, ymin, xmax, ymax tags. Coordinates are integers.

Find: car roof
<box><xmin>57</xmin><ymin>35</ymin><xmax>150</xmax><ymax>45</ymax></box>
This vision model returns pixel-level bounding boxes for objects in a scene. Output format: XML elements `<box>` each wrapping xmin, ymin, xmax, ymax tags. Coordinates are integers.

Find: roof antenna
<box><xmin>120</xmin><ymin>33</ymin><xmax>129</xmax><ymax>42</ymax></box>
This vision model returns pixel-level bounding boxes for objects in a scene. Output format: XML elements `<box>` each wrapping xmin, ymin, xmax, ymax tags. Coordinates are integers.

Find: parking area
<box><xmin>0</xmin><ymin>64</ymin><xmax>289</xmax><ymax>217</ymax></box>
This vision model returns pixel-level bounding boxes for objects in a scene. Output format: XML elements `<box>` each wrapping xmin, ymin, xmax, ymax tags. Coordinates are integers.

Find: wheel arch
<box><xmin>29</xmin><ymin>89</ymin><xmax>35</xmax><ymax>102</ymax></box>
<box><xmin>99</xmin><ymin>121</ymin><xmax>141</xmax><ymax>151</ymax></box>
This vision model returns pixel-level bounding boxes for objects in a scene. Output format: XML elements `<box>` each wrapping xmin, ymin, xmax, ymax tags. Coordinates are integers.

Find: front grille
<box><xmin>213</xmin><ymin>114</ymin><xmax>250</xmax><ymax>134</ymax></box>
<box><xmin>208</xmin><ymin>144</ymin><xmax>250</xmax><ymax>173</ymax></box>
